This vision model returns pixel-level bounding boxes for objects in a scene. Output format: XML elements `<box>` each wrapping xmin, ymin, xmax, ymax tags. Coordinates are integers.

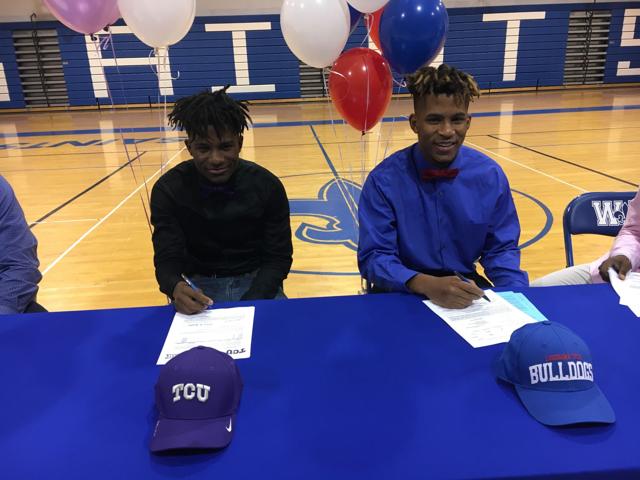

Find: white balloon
<box><xmin>281</xmin><ymin>0</ymin><xmax>351</xmax><ymax>69</ymax></box>
<box><xmin>118</xmin><ymin>0</ymin><xmax>196</xmax><ymax>48</ymax></box>
<box><xmin>347</xmin><ymin>0</ymin><xmax>389</xmax><ymax>14</ymax></box>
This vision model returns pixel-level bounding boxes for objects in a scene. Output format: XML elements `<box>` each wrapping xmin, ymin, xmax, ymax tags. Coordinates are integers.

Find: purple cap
<box><xmin>494</xmin><ymin>321</ymin><xmax>614</xmax><ymax>426</ymax></box>
<box><xmin>150</xmin><ymin>346</ymin><xmax>243</xmax><ymax>452</ymax></box>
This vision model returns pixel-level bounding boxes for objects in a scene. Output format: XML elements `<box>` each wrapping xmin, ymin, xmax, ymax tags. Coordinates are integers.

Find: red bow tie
<box><xmin>421</xmin><ymin>168</ymin><xmax>459</xmax><ymax>181</ymax></box>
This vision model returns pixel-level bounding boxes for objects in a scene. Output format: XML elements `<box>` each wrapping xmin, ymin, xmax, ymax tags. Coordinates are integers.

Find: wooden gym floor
<box><xmin>0</xmin><ymin>86</ymin><xmax>638</xmax><ymax>312</ymax></box>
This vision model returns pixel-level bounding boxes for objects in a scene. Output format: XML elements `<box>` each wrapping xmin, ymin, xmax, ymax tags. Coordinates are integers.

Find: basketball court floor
<box><xmin>0</xmin><ymin>86</ymin><xmax>638</xmax><ymax>311</ymax></box>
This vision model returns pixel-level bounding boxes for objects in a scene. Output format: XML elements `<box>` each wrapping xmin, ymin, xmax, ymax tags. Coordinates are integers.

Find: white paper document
<box><xmin>609</xmin><ymin>268</ymin><xmax>640</xmax><ymax>317</ymax></box>
<box><xmin>423</xmin><ymin>290</ymin><xmax>538</xmax><ymax>348</ymax></box>
<box><xmin>157</xmin><ymin>306</ymin><xmax>255</xmax><ymax>365</ymax></box>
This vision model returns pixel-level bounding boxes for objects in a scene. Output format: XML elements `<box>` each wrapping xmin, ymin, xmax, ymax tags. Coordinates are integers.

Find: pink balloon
<box><xmin>105</xmin><ymin>3</ymin><xmax>120</xmax><ymax>27</ymax></box>
<box><xmin>44</xmin><ymin>0</ymin><xmax>120</xmax><ymax>34</ymax></box>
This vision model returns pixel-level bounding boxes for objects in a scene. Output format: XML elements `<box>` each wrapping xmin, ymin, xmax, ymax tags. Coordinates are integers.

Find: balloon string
<box><xmin>360</xmin><ymin>128</ymin><xmax>366</xmax><ymax>204</ymax></box>
<box><xmin>362</xmin><ymin>13</ymin><xmax>372</xmax><ymax>48</ymax></box>
<box><xmin>149</xmin><ymin>48</ymin><xmax>181</xmax><ymax>81</ymax></box>
<box><xmin>161</xmin><ymin>50</ymin><xmax>169</xmax><ymax>175</ymax></box>
<box><xmin>361</xmin><ymin>54</ymin><xmax>371</xmax><ymax>189</ymax></box>
<box><xmin>99</xmin><ymin>33</ymin><xmax>111</xmax><ymax>51</ymax></box>
<box><xmin>151</xmin><ymin>48</ymin><xmax>163</xmax><ymax>174</ymax></box>
<box><xmin>321</xmin><ymin>68</ymin><xmax>359</xmax><ymax>229</ymax></box>
<box><xmin>109</xmin><ymin>33</ymin><xmax>151</xmax><ymax>209</ymax></box>
<box><xmin>363</xmin><ymin>54</ymin><xmax>371</xmax><ymax>134</ymax></box>
<box><xmin>100</xmin><ymin>29</ymin><xmax>153</xmax><ymax>233</ymax></box>
<box><xmin>381</xmin><ymin>78</ymin><xmax>403</xmax><ymax>164</ymax></box>
<box><xmin>148</xmin><ymin>49</ymin><xmax>158</xmax><ymax>75</ymax></box>
<box><xmin>362</xmin><ymin>12</ymin><xmax>380</xmax><ymax>51</ymax></box>
<box><xmin>393</xmin><ymin>77</ymin><xmax>407</xmax><ymax>88</ymax></box>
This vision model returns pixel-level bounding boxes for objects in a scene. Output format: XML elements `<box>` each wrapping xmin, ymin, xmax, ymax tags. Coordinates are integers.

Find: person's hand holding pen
<box><xmin>453</xmin><ymin>271</ymin><xmax>491</xmax><ymax>303</ymax></box>
<box><xmin>406</xmin><ymin>271</ymin><xmax>486</xmax><ymax>309</ymax></box>
<box><xmin>172</xmin><ymin>274</ymin><xmax>213</xmax><ymax>315</ymax></box>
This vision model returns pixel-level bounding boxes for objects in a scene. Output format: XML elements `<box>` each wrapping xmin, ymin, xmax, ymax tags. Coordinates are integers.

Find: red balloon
<box><xmin>329</xmin><ymin>48</ymin><xmax>392</xmax><ymax>133</ymax></box>
<box><xmin>366</xmin><ymin>7</ymin><xmax>384</xmax><ymax>51</ymax></box>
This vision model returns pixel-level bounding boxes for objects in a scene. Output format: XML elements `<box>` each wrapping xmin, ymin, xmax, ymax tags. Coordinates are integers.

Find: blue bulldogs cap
<box><xmin>494</xmin><ymin>321</ymin><xmax>615</xmax><ymax>426</ymax></box>
<box><xmin>150</xmin><ymin>346</ymin><xmax>243</xmax><ymax>452</ymax></box>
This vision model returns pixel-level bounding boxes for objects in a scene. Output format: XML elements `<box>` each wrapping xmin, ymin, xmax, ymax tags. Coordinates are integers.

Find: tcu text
<box><xmin>172</xmin><ymin>383</ymin><xmax>211</xmax><ymax>402</ymax></box>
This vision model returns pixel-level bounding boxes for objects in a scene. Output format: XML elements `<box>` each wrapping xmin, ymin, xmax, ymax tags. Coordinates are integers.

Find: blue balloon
<box><xmin>348</xmin><ymin>4</ymin><xmax>363</xmax><ymax>34</ymax></box>
<box><xmin>379</xmin><ymin>0</ymin><xmax>448</xmax><ymax>75</ymax></box>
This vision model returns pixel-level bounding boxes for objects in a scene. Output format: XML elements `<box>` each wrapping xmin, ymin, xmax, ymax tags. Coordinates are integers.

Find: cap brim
<box><xmin>492</xmin><ymin>355</ymin><xmax>509</xmax><ymax>382</ymax></box>
<box><xmin>150</xmin><ymin>414</ymin><xmax>235</xmax><ymax>453</ymax></box>
<box><xmin>514</xmin><ymin>384</ymin><xmax>615</xmax><ymax>426</ymax></box>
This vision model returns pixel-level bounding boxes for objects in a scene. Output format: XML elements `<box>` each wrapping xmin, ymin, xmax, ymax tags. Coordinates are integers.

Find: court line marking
<box><xmin>512</xmin><ymin>189</ymin><xmax>554</xmax><ymax>249</ymax></box>
<box><xmin>466</xmin><ymin>141</ymin><xmax>588</xmax><ymax>193</ymax></box>
<box><xmin>30</xmin><ymin>152</ymin><xmax>147</xmax><ymax>228</ymax></box>
<box><xmin>0</xmin><ymin>148</ymin><xmax>185</xmax><ymax>160</ymax></box>
<box><xmin>31</xmin><ymin>219</ymin><xmax>98</xmax><ymax>225</ymax></box>
<box><xmin>41</xmin><ymin>146</ymin><xmax>186</xmax><ymax>276</ymax></box>
<box><xmin>12</xmin><ymin>102</ymin><xmax>633</xmax><ymax>275</ymax></box>
<box><xmin>0</xmin><ymin>151</ymin><xmax>124</xmax><ymax>159</ymax></box>
<box><xmin>488</xmin><ymin>135</ymin><xmax>639</xmax><ymax>188</ymax></box>
<box><xmin>3</xmin><ymin>104</ymin><xmax>640</xmax><ymax>139</ymax></box>
<box><xmin>290</xmin><ymin>270</ymin><xmax>361</xmax><ymax>276</ymax></box>
<box><xmin>309</xmin><ymin>125</ymin><xmax>360</xmax><ymax>228</ymax></box>
<box><xmin>3</xmin><ymin>127</ymin><xmax>640</xmax><ymax>158</ymax></box>
<box><xmin>281</xmin><ymin>169</ymin><xmax>369</xmax><ymax>180</ymax></box>
<box><xmin>463</xmin><ymin>139</ymin><xmax>640</xmax><ymax>149</ymax></box>
<box><xmin>0</xmin><ymin>165</ymin><xmax>139</xmax><ymax>172</ymax></box>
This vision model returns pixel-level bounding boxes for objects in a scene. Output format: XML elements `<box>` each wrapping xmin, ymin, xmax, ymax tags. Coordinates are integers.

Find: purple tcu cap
<box><xmin>494</xmin><ymin>321</ymin><xmax>614</xmax><ymax>426</ymax></box>
<box><xmin>150</xmin><ymin>346</ymin><xmax>243</xmax><ymax>452</ymax></box>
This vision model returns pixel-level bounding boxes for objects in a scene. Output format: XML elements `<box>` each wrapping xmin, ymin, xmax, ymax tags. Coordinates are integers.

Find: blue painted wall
<box><xmin>0</xmin><ymin>29</ymin><xmax>24</xmax><ymax>108</ymax></box>
<box><xmin>0</xmin><ymin>2</ymin><xmax>638</xmax><ymax>109</ymax></box>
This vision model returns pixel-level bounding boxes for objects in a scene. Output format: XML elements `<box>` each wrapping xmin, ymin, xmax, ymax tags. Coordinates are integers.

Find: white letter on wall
<box><xmin>206</xmin><ymin>22</ymin><xmax>275</xmax><ymax>93</ymax></box>
<box><xmin>0</xmin><ymin>62</ymin><xmax>9</xmax><ymax>101</ymax></box>
<box><xmin>482</xmin><ymin>12</ymin><xmax>546</xmax><ymax>82</ymax></box>
<box><xmin>430</xmin><ymin>47</ymin><xmax>445</xmax><ymax>68</ymax></box>
<box><xmin>618</xmin><ymin>9</ymin><xmax>640</xmax><ymax>76</ymax></box>
<box><xmin>86</xmin><ymin>26</ymin><xmax>174</xmax><ymax>98</ymax></box>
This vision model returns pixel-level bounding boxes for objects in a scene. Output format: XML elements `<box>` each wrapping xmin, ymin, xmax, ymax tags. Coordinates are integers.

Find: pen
<box><xmin>181</xmin><ymin>274</ymin><xmax>214</xmax><ymax>308</ymax></box>
<box><xmin>453</xmin><ymin>271</ymin><xmax>491</xmax><ymax>302</ymax></box>
<box><xmin>180</xmin><ymin>273</ymin><xmax>200</xmax><ymax>291</ymax></box>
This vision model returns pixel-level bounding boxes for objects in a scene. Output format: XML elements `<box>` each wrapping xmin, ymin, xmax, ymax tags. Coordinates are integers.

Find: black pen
<box><xmin>453</xmin><ymin>271</ymin><xmax>491</xmax><ymax>302</ymax></box>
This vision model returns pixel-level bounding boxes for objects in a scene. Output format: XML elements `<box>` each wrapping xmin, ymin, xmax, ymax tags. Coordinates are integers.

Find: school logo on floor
<box><xmin>289</xmin><ymin>179</ymin><xmax>360</xmax><ymax>251</ymax></box>
<box><xmin>591</xmin><ymin>200</ymin><xmax>628</xmax><ymax>226</ymax></box>
<box><xmin>287</xmin><ymin>181</ymin><xmax>552</xmax><ymax>276</ymax></box>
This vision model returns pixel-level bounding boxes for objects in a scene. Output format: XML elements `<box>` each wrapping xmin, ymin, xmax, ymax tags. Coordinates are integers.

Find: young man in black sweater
<box><xmin>150</xmin><ymin>88</ymin><xmax>293</xmax><ymax>314</ymax></box>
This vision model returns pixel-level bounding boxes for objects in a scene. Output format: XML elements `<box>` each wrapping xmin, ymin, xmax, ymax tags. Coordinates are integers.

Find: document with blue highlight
<box><xmin>496</xmin><ymin>291</ymin><xmax>548</xmax><ymax>322</ymax></box>
<box><xmin>423</xmin><ymin>290</ymin><xmax>539</xmax><ymax>348</ymax></box>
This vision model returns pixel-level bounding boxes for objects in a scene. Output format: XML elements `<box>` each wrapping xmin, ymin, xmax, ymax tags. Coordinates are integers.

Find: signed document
<box><xmin>157</xmin><ymin>306</ymin><xmax>255</xmax><ymax>365</ymax></box>
<box><xmin>609</xmin><ymin>268</ymin><xmax>640</xmax><ymax>317</ymax></box>
<box><xmin>423</xmin><ymin>290</ymin><xmax>537</xmax><ymax>348</ymax></box>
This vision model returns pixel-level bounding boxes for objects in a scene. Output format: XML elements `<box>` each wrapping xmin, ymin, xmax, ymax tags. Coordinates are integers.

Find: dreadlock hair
<box><xmin>406</xmin><ymin>64</ymin><xmax>480</xmax><ymax>109</ymax></box>
<box><xmin>168</xmin><ymin>86</ymin><xmax>252</xmax><ymax>141</ymax></box>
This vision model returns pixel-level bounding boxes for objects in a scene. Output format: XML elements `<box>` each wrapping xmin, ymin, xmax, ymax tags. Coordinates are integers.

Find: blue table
<box><xmin>1</xmin><ymin>284</ymin><xmax>639</xmax><ymax>479</ymax></box>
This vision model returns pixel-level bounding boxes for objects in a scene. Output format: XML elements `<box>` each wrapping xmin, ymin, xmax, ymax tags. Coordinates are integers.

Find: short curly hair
<box><xmin>406</xmin><ymin>64</ymin><xmax>480</xmax><ymax>108</ymax></box>
<box><xmin>168</xmin><ymin>86</ymin><xmax>252</xmax><ymax>140</ymax></box>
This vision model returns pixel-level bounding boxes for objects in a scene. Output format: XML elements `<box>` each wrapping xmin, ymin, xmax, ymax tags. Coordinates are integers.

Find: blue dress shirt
<box><xmin>0</xmin><ymin>176</ymin><xmax>41</xmax><ymax>314</ymax></box>
<box><xmin>358</xmin><ymin>143</ymin><xmax>528</xmax><ymax>292</ymax></box>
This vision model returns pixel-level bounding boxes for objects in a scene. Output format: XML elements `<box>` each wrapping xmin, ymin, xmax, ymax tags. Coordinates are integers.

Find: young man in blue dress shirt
<box><xmin>0</xmin><ymin>175</ymin><xmax>42</xmax><ymax>314</ymax></box>
<box><xmin>358</xmin><ymin>64</ymin><xmax>528</xmax><ymax>309</ymax></box>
